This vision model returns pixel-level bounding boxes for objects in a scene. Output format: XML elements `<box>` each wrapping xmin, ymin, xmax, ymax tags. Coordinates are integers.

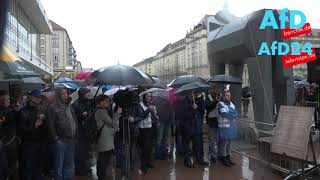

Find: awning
<box><xmin>1</xmin><ymin>46</ymin><xmax>22</xmax><ymax>62</ymax></box>
<box><xmin>0</xmin><ymin>46</ymin><xmax>39</xmax><ymax>79</ymax></box>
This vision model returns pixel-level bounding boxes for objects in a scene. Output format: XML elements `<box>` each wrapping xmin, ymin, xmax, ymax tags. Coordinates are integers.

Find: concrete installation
<box><xmin>207</xmin><ymin>9</ymin><xmax>295</xmax><ymax>125</ymax></box>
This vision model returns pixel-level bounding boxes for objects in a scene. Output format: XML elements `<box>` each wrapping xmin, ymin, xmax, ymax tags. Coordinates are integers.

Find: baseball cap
<box><xmin>29</xmin><ymin>89</ymin><xmax>42</xmax><ymax>97</ymax></box>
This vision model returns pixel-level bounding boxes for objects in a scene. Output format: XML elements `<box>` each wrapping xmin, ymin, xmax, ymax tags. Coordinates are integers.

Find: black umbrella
<box><xmin>86</xmin><ymin>64</ymin><xmax>155</xmax><ymax>86</ymax></box>
<box><xmin>151</xmin><ymin>77</ymin><xmax>166</xmax><ymax>88</ymax></box>
<box><xmin>207</xmin><ymin>74</ymin><xmax>242</xmax><ymax>84</ymax></box>
<box><xmin>141</xmin><ymin>74</ymin><xmax>165</xmax><ymax>89</ymax></box>
<box><xmin>168</xmin><ymin>75</ymin><xmax>206</xmax><ymax>88</ymax></box>
<box><xmin>174</xmin><ymin>82</ymin><xmax>210</xmax><ymax>96</ymax></box>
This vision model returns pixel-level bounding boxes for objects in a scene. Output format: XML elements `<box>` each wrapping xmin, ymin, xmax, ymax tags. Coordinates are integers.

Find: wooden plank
<box><xmin>271</xmin><ymin>106</ymin><xmax>314</xmax><ymax>160</ymax></box>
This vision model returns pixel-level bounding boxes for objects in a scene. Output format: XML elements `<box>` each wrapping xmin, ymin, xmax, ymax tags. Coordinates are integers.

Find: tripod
<box><xmin>118</xmin><ymin>107</ymin><xmax>131</xmax><ymax>179</ymax></box>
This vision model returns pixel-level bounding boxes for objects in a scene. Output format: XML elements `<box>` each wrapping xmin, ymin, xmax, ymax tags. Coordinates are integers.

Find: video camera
<box><xmin>113</xmin><ymin>88</ymin><xmax>140</xmax><ymax>109</ymax></box>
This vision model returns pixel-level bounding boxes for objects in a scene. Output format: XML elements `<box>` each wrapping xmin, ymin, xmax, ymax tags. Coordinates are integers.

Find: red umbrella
<box><xmin>167</xmin><ymin>87</ymin><xmax>177</xmax><ymax>104</ymax></box>
<box><xmin>75</xmin><ymin>70</ymin><xmax>93</xmax><ymax>80</ymax></box>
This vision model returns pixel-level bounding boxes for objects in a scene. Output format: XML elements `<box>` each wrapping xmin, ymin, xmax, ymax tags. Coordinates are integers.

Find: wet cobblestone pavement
<box><xmin>74</xmin><ymin>152</ymin><xmax>283</xmax><ymax>180</ymax></box>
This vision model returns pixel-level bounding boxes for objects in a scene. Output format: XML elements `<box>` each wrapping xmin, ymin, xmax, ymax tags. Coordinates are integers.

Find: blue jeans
<box><xmin>156</xmin><ymin>121</ymin><xmax>170</xmax><ymax>158</ymax></box>
<box><xmin>21</xmin><ymin>142</ymin><xmax>45</xmax><ymax>180</ymax></box>
<box><xmin>53</xmin><ymin>140</ymin><xmax>75</xmax><ymax>180</ymax></box>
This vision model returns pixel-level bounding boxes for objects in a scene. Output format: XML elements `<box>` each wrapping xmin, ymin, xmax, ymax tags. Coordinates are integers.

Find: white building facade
<box><xmin>3</xmin><ymin>0</ymin><xmax>53</xmax><ymax>77</ymax></box>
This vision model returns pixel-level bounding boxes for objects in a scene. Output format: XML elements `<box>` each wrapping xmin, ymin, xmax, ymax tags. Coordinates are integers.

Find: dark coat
<box><xmin>114</xmin><ymin>105</ymin><xmax>138</xmax><ymax>142</ymax></box>
<box><xmin>72</xmin><ymin>98</ymin><xmax>92</xmax><ymax>126</ymax></box>
<box><xmin>18</xmin><ymin>102</ymin><xmax>48</xmax><ymax>142</ymax></box>
<box><xmin>48</xmin><ymin>88</ymin><xmax>78</xmax><ymax>142</ymax></box>
<box><xmin>176</xmin><ymin>98</ymin><xmax>196</xmax><ymax>135</ymax></box>
<box><xmin>133</xmin><ymin>102</ymin><xmax>159</xmax><ymax>128</ymax></box>
<box><xmin>71</xmin><ymin>98</ymin><xmax>93</xmax><ymax>141</ymax></box>
<box><xmin>205</xmin><ymin>93</ymin><xmax>219</xmax><ymax>128</ymax></box>
<box><xmin>153</xmin><ymin>97</ymin><xmax>173</xmax><ymax>124</ymax></box>
<box><xmin>195</xmin><ymin>96</ymin><xmax>205</xmax><ymax>119</ymax></box>
<box><xmin>0</xmin><ymin>106</ymin><xmax>15</xmax><ymax>144</ymax></box>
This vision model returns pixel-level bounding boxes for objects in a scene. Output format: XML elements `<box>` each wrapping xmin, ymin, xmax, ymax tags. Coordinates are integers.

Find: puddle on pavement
<box><xmin>202</xmin><ymin>167</ymin><xmax>210</xmax><ymax>180</ymax></box>
<box><xmin>241</xmin><ymin>155</ymin><xmax>254</xmax><ymax>180</ymax></box>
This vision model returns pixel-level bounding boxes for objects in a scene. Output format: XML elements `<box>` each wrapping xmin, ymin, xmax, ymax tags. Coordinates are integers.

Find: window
<box><xmin>40</xmin><ymin>39</ymin><xmax>44</xmax><ymax>45</ymax></box>
<box><xmin>41</xmin><ymin>55</ymin><xmax>45</xmax><ymax>61</ymax></box>
<box><xmin>53</xmin><ymin>55</ymin><xmax>59</xmax><ymax>62</ymax></box>
<box><xmin>52</xmin><ymin>39</ymin><xmax>59</xmax><ymax>47</ymax></box>
<box><xmin>53</xmin><ymin>48</ymin><xmax>58</xmax><ymax>54</ymax></box>
<box><xmin>53</xmin><ymin>63</ymin><xmax>59</xmax><ymax>69</ymax></box>
<box><xmin>41</xmin><ymin>47</ymin><xmax>45</xmax><ymax>53</ymax></box>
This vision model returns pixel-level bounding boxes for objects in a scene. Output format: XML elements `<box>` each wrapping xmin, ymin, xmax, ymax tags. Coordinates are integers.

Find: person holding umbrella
<box><xmin>71</xmin><ymin>87</ymin><xmax>93</xmax><ymax>176</ymax></box>
<box><xmin>205</xmin><ymin>85</ymin><xmax>221</xmax><ymax>163</ymax></box>
<box><xmin>177</xmin><ymin>91</ymin><xmax>209</xmax><ymax>168</ymax></box>
<box><xmin>153</xmin><ymin>94</ymin><xmax>174</xmax><ymax>160</ymax></box>
<box><xmin>134</xmin><ymin>92</ymin><xmax>159</xmax><ymax>175</ymax></box>
<box><xmin>217</xmin><ymin>91</ymin><xmax>238</xmax><ymax>167</ymax></box>
<box><xmin>193</xmin><ymin>92</ymin><xmax>209</xmax><ymax>166</ymax></box>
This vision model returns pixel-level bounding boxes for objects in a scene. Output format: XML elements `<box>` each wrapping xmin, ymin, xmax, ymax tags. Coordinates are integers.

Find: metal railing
<box><xmin>233</xmin><ymin>98</ymin><xmax>320</xmax><ymax>178</ymax></box>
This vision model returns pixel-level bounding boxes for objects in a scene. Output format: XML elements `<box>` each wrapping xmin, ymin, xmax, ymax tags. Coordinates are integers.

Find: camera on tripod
<box><xmin>113</xmin><ymin>88</ymin><xmax>139</xmax><ymax>108</ymax></box>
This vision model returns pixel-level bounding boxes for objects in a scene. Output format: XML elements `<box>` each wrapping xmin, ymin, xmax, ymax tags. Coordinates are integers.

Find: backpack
<box><xmin>85</xmin><ymin>110</ymin><xmax>106</xmax><ymax>144</ymax></box>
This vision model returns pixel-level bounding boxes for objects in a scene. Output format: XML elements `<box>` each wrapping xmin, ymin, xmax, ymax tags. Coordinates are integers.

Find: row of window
<box><xmin>5</xmin><ymin>0</ymin><xmax>40</xmax><ymax>57</ymax></box>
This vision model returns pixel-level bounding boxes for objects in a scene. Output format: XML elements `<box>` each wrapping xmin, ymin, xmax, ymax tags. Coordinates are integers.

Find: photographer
<box><xmin>71</xmin><ymin>87</ymin><xmax>93</xmax><ymax>175</ymax></box>
<box><xmin>94</xmin><ymin>95</ymin><xmax>122</xmax><ymax>180</ymax></box>
<box><xmin>113</xmin><ymin>88</ymin><xmax>140</xmax><ymax>177</ymax></box>
<box><xmin>18</xmin><ymin>89</ymin><xmax>48</xmax><ymax>180</ymax></box>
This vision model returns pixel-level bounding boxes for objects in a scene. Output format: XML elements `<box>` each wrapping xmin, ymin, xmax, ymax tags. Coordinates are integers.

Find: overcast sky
<box><xmin>41</xmin><ymin>0</ymin><xmax>320</xmax><ymax>70</ymax></box>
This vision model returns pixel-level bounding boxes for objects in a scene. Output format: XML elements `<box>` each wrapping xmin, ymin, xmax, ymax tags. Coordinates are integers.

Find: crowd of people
<box><xmin>0</xmin><ymin>84</ymin><xmax>239</xmax><ymax>180</ymax></box>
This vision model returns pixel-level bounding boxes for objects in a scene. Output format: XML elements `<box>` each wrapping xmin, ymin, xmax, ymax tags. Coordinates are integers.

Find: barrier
<box><xmin>230</xmin><ymin>98</ymin><xmax>320</xmax><ymax>179</ymax></box>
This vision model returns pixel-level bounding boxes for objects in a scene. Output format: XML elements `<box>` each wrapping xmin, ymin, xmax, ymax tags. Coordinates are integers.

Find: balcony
<box><xmin>16</xmin><ymin>0</ymin><xmax>52</xmax><ymax>34</ymax></box>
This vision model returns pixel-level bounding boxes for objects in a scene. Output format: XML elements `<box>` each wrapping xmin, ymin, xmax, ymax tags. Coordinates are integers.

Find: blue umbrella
<box><xmin>54</xmin><ymin>77</ymin><xmax>73</xmax><ymax>83</ymax></box>
<box><xmin>98</xmin><ymin>84</ymin><xmax>113</xmax><ymax>92</ymax></box>
<box><xmin>54</xmin><ymin>82</ymin><xmax>80</xmax><ymax>90</ymax></box>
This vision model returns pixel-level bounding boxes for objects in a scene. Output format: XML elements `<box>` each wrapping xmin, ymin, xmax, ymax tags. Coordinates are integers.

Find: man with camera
<box><xmin>18</xmin><ymin>89</ymin><xmax>48</xmax><ymax>180</ymax></box>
